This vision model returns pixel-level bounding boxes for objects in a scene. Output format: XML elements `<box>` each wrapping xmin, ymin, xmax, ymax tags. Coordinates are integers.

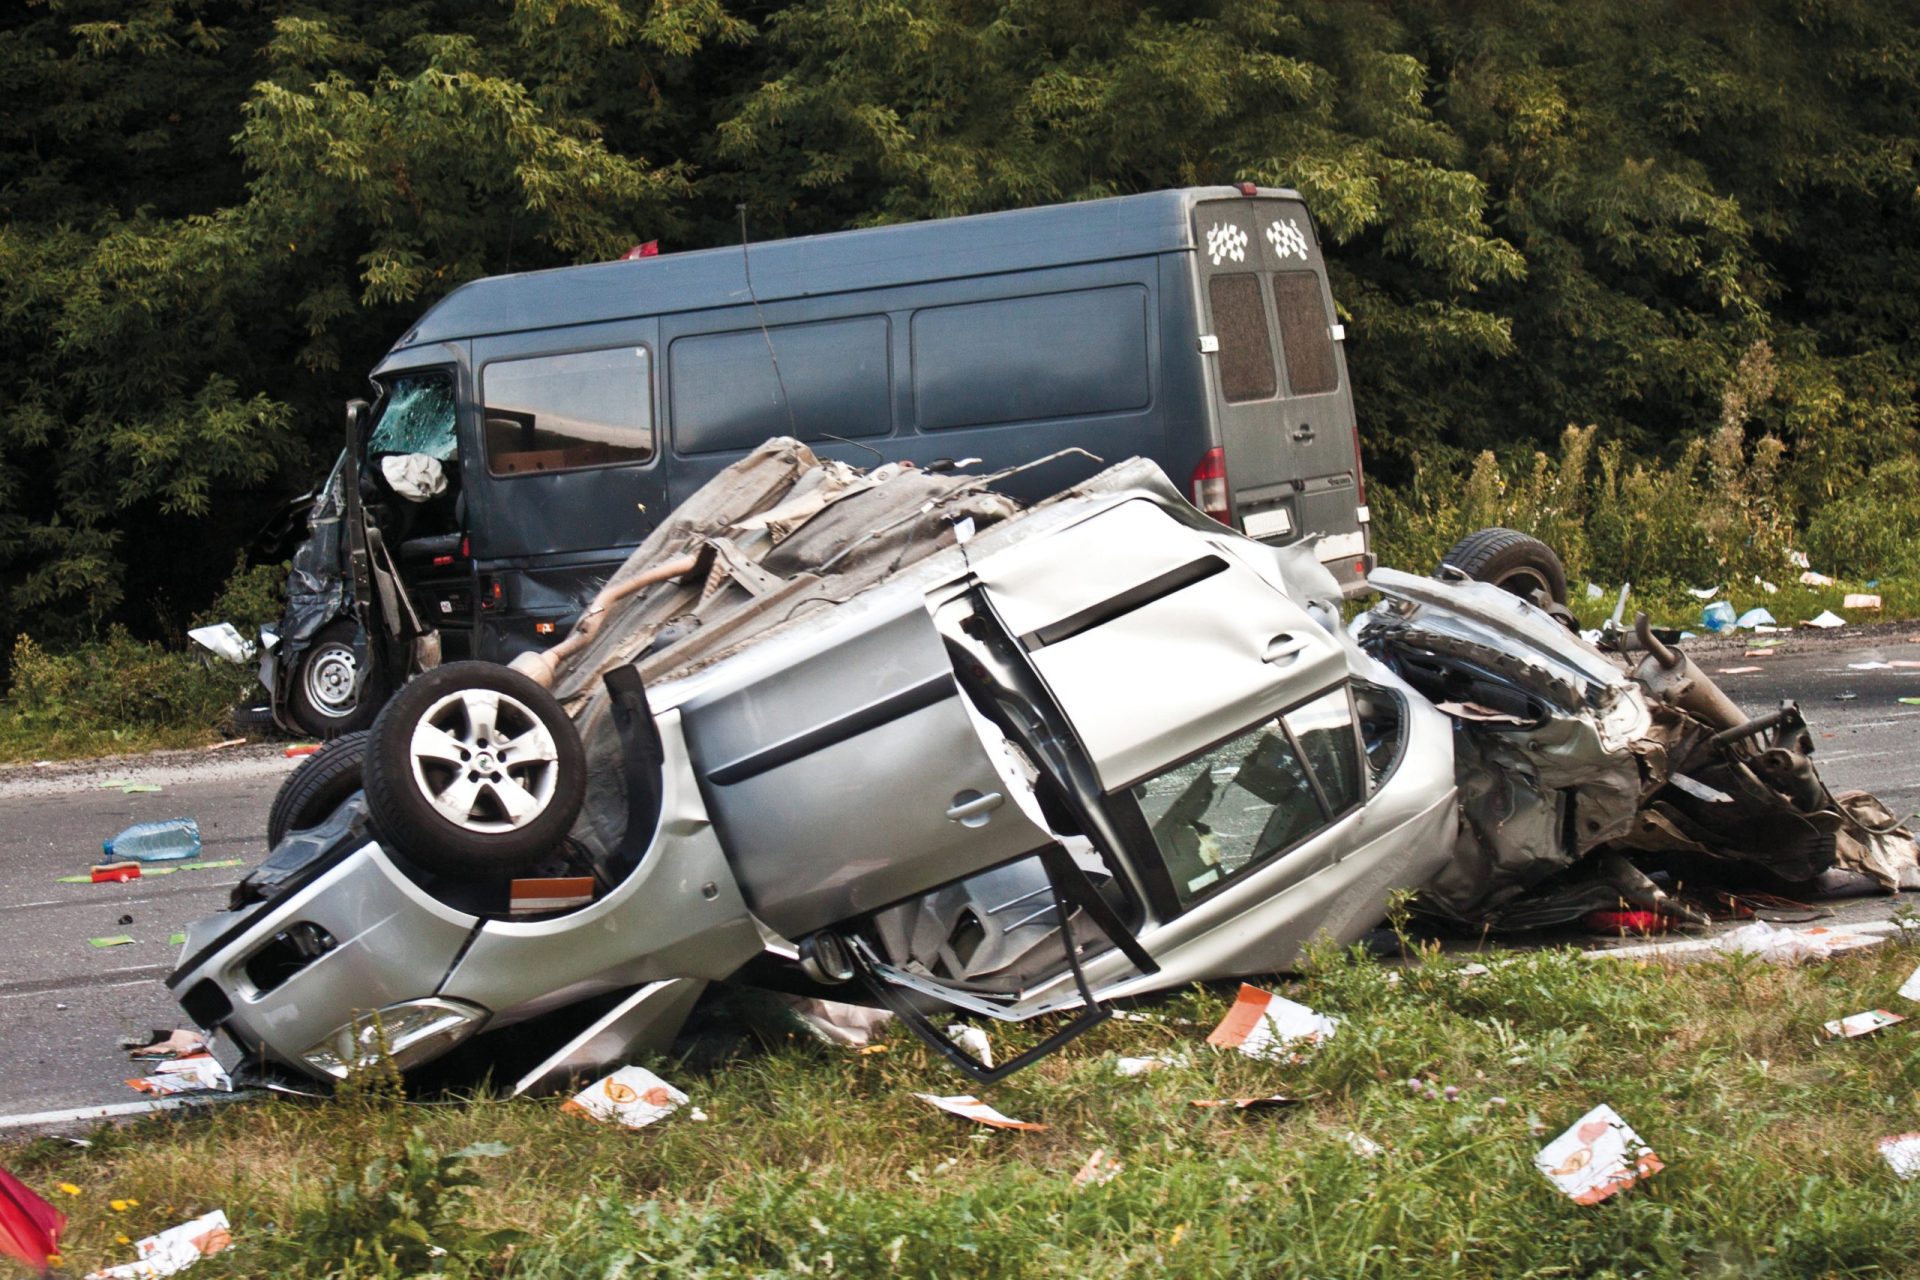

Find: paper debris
<box><xmin>86</xmin><ymin>1209</ymin><xmax>231</xmax><ymax>1279</ymax></box>
<box><xmin>1189</xmin><ymin>1095</ymin><xmax>1302</xmax><ymax>1111</ymax></box>
<box><xmin>1878</xmin><ymin>1133</ymin><xmax>1920</xmax><ymax>1180</ymax></box>
<box><xmin>1071</xmin><ymin>1148</ymin><xmax>1123</xmax><ymax>1188</ymax></box>
<box><xmin>126</xmin><ymin>1056</ymin><xmax>231</xmax><ymax>1096</ymax></box>
<box><xmin>1789</xmin><ymin>549</ymin><xmax>1811</xmax><ymax>569</ymax></box>
<box><xmin>92</xmin><ymin>862</ymin><xmax>141</xmax><ymax>883</ymax></box>
<box><xmin>1801</xmin><ymin>610</ymin><xmax>1845</xmax><ymax>629</ymax></box>
<box><xmin>1206</xmin><ymin>984</ymin><xmax>1337</xmax><ymax>1060</ymax></box>
<box><xmin>507</xmin><ymin>876</ymin><xmax>595</xmax><ymax>915</ymax></box>
<box><xmin>168</xmin><ymin>933</ymin><xmax>185</xmax><ymax>946</ymax></box>
<box><xmin>779</xmin><ymin>996</ymin><xmax>894</xmax><ymax>1047</ymax></box>
<box><xmin>1754</xmin><ymin>576</ymin><xmax>1778</xmax><ymax>594</ymax></box>
<box><xmin>1341</xmin><ymin>1130</ymin><xmax>1384</xmax><ymax>1157</ymax></box>
<box><xmin>125</xmin><ymin>1029</ymin><xmax>209</xmax><ymax>1060</ymax></box>
<box><xmin>1898</xmin><ymin>962</ymin><xmax>1920</xmax><ymax>1003</ymax></box>
<box><xmin>1534</xmin><ymin>1104</ymin><xmax>1663</xmax><ymax>1205</ymax></box>
<box><xmin>913</xmin><ymin>1093</ymin><xmax>1046</xmax><ymax>1131</ymax></box>
<box><xmin>1716</xmin><ymin>666</ymin><xmax>1763</xmax><ymax>676</ymax></box>
<box><xmin>1844</xmin><ymin>593</ymin><xmax>1882</xmax><ymax>610</ymax></box>
<box><xmin>1742</xmin><ymin>648</ymin><xmax>1775</xmax><ymax>658</ymax></box>
<box><xmin>1585</xmin><ymin>582</ymin><xmax>1603</xmax><ymax>600</ymax></box>
<box><xmin>1733</xmin><ymin>607</ymin><xmax>1775</xmax><ymax>629</ymax></box>
<box><xmin>1798</xmin><ymin>570</ymin><xmax>1835</xmax><ymax>586</ymax></box>
<box><xmin>1114</xmin><ymin>1052</ymin><xmax>1191</xmax><ymax>1077</ymax></box>
<box><xmin>88</xmin><ymin>936</ymin><xmax>135</xmax><ymax>949</ymax></box>
<box><xmin>945</xmin><ymin>1024</ymin><xmax>993</xmax><ymax>1068</ymax></box>
<box><xmin>1686</xmin><ymin>585</ymin><xmax>1722</xmax><ymax>600</ymax></box>
<box><xmin>1708</xmin><ymin>920</ymin><xmax>1887</xmax><ymax>964</ymax></box>
<box><xmin>562</xmin><ymin>1066</ymin><xmax>687</xmax><ymax>1130</ymax></box>
<box><xmin>1822</xmin><ymin>1009</ymin><xmax>1905</xmax><ymax>1039</ymax></box>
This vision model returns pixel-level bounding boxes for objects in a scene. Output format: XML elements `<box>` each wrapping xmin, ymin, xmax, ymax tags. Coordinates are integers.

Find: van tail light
<box><xmin>1350</xmin><ymin>420</ymin><xmax>1368</xmax><ymax>510</ymax></box>
<box><xmin>1190</xmin><ymin>447</ymin><xmax>1231</xmax><ymax>526</ymax></box>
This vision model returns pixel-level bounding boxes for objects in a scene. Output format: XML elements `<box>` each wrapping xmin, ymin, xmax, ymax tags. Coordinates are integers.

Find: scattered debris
<box><xmin>1847</xmin><ymin>661</ymin><xmax>1892</xmax><ymax>671</ymax></box>
<box><xmin>1114</xmin><ymin>1052</ymin><xmax>1191</xmax><ymax>1077</ymax></box>
<box><xmin>1583</xmin><ymin>909</ymin><xmax>1676</xmax><ymax>936</ymax></box>
<box><xmin>778</xmin><ymin>997</ymin><xmax>894</xmax><ymax>1048</ymax></box>
<box><xmin>1716</xmin><ymin>666</ymin><xmax>1763</xmax><ymax>675</ymax></box>
<box><xmin>1534</xmin><ymin>1104</ymin><xmax>1663</xmax><ymax>1205</ymax></box>
<box><xmin>945</xmin><ymin>1024</ymin><xmax>993</xmax><ymax>1068</ymax></box>
<box><xmin>1801</xmin><ymin>610</ymin><xmax>1845</xmax><ymax>629</ymax></box>
<box><xmin>91</xmin><ymin>862</ymin><xmax>141</xmax><ymax>884</ymax></box>
<box><xmin>562</xmin><ymin>1066</ymin><xmax>687</xmax><ymax>1130</ymax></box>
<box><xmin>126</xmin><ymin>1057</ymin><xmax>232</xmax><ymax>1096</ymax></box>
<box><xmin>1699</xmin><ymin>601</ymin><xmax>1735</xmax><ymax>632</ymax></box>
<box><xmin>1189</xmin><ymin>1095</ymin><xmax>1303</xmax><ymax>1111</ymax></box>
<box><xmin>1754</xmin><ymin>576</ymin><xmax>1778</xmax><ymax>595</ymax></box>
<box><xmin>1071</xmin><ymin>1149</ymin><xmax>1123</xmax><ymax>1188</ymax></box>
<box><xmin>60</xmin><ymin>858</ymin><xmax>244</xmax><ymax>886</ymax></box>
<box><xmin>1798</xmin><ymin>570</ymin><xmax>1835</xmax><ymax>587</ymax></box>
<box><xmin>1879</xmin><ymin>1133</ymin><xmax>1920</xmax><ymax>1180</ymax></box>
<box><xmin>1340</xmin><ymin>1131</ymin><xmax>1384</xmax><ymax>1158</ymax></box>
<box><xmin>282</xmin><ymin>744</ymin><xmax>320</xmax><ymax>758</ymax></box>
<box><xmin>1843</xmin><ymin>593</ymin><xmax>1882</xmax><ymax>611</ymax></box>
<box><xmin>102</xmin><ymin>818</ymin><xmax>201</xmax><ymax>864</ymax></box>
<box><xmin>88</xmin><ymin>936</ymin><xmax>134</xmax><ymax>949</ymax></box>
<box><xmin>1686</xmin><ymin>585</ymin><xmax>1723</xmax><ymax>600</ymax></box>
<box><xmin>913</xmin><ymin>1093</ymin><xmax>1046</xmax><ymax>1131</ymax></box>
<box><xmin>86</xmin><ymin>1208</ymin><xmax>231</xmax><ymax>1279</ymax></box>
<box><xmin>1585</xmin><ymin>582</ymin><xmax>1604</xmax><ymax>601</ymax></box>
<box><xmin>1899</xmin><ymin>963</ymin><xmax>1920</xmax><ymax>1003</ymax></box>
<box><xmin>124</xmin><ymin>1030</ymin><xmax>209</xmax><ymax>1060</ymax></box>
<box><xmin>1711</xmin><ymin>921</ymin><xmax>1887</xmax><ymax>964</ymax></box>
<box><xmin>1206</xmin><ymin>984</ymin><xmax>1337</xmax><ymax>1060</ymax></box>
<box><xmin>1822</xmin><ymin>1009</ymin><xmax>1905</xmax><ymax>1040</ymax></box>
<box><xmin>188</xmin><ymin>623</ymin><xmax>255</xmax><ymax>664</ymax></box>
<box><xmin>0</xmin><ymin>1166</ymin><xmax>65</xmax><ymax>1274</ymax></box>
<box><xmin>205</xmin><ymin>738</ymin><xmax>247</xmax><ymax>752</ymax></box>
<box><xmin>1900</xmin><ymin>698</ymin><xmax>1920</xmax><ymax>707</ymax></box>
<box><xmin>1733</xmin><ymin>607</ymin><xmax>1775</xmax><ymax>630</ymax></box>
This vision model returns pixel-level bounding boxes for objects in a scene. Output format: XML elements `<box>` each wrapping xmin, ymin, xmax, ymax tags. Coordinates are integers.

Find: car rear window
<box><xmin>482</xmin><ymin>346</ymin><xmax>654</xmax><ymax>476</ymax></box>
<box><xmin>1273</xmin><ymin>271</ymin><xmax>1338</xmax><ymax>395</ymax></box>
<box><xmin>1130</xmin><ymin>713</ymin><xmax>1326</xmax><ymax>903</ymax></box>
<box><xmin>1209</xmin><ymin>274</ymin><xmax>1277</xmax><ymax>403</ymax></box>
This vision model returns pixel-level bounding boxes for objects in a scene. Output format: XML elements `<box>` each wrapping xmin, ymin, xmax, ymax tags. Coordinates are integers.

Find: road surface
<box><xmin>0</xmin><ymin>624</ymin><xmax>1917</xmax><ymax>1123</ymax></box>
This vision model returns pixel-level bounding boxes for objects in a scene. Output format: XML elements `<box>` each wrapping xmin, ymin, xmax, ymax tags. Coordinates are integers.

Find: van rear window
<box><xmin>1273</xmin><ymin>271</ymin><xmax>1338</xmax><ymax>395</ymax></box>
<box><xmin>912</xmin><ymin>286</ymin><xmax>1150</xmax><ymax>431</ymax></box>
<box><xmin>1209</xmin><ymin>275</ymin><xmax>1276</xmax><ymax>403</ymax></box>
<box><xmin>482</xmin><ymin>347</ymin><xmax>654</xmax><ymax>476</ymax></box>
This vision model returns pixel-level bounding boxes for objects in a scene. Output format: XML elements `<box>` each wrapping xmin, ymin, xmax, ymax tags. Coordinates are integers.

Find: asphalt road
<box><xmin>1</xmin><ymin>623</ymin><xmax>1917</xmax><ymax>1122</ymax></box>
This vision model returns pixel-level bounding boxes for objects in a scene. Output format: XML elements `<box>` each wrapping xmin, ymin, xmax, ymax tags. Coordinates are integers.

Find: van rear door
<box><xmin>1191</xmin><ymin>196</ymin><xmax>1366</xmax><ymax>582</ymax></box>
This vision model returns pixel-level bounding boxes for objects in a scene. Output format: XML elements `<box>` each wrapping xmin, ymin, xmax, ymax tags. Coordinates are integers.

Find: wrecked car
<box><xmin>173</xmin><ymin>440</ymin><xmax>1455</xmax><ymax>1089</ymax></box>
<box><xmin>171</xmin><ymin>440</ymin><xmax>1917</xmax><ymax>1091</ymax></box>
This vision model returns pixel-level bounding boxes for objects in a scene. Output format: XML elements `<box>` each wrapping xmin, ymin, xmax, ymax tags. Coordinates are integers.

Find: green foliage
<box><xmin>1803</xmin><ymin>458</ymin><xmax>1920</xmax><ymax>582</ymax></box>
<box><xmin>4</xmin><ymin>627</ymin><xmax>249</xmax><ymax>744</ymax></box>
<box><xmin>195</xmin><ymin>555</ymin><xmax>288</xmax><ymax>636</ymax></box>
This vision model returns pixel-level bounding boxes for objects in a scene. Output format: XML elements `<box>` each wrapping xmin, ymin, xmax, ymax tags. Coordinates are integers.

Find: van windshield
<box><xmin>367</xmin><ymin>371</ymin><xmax>458</xmax><ymax>461</ymax></box>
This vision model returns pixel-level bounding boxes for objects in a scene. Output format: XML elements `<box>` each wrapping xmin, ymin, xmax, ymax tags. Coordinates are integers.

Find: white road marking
<box><xmin>0</xmin><ymin>1091</ymin><xmax>258</xmax><ymax>1132</ymax></box>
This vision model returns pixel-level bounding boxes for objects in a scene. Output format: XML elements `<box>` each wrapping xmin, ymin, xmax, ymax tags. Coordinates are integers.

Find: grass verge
<box><xmin>11</xmin><ymin>939</ymin><xmax>1920</xmax><ymax>1278</ymax></box>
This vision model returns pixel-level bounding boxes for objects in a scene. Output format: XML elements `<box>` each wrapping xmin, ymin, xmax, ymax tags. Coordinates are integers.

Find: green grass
<box><xmin>12</xmin><ymin>939</ymin><xmax>1920</xmax><ymax>1278</ymax></box>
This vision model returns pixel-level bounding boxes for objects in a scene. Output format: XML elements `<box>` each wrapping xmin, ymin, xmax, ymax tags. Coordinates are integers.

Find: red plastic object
<box><xmin>0</xmin><ymin>1166</ymin><xmax>65</xmax><ymax>1274</ymax></box>
<box><xmin>620</xmin><ymin>240</ymin><xmax>660</xmax><ymax>260</ymax></box>
<box><xmin>92</xmin><ymin>862</ymin><xmax>141</xmax><ymax>884</ymax></box>
<box><xmin>1583</xmin><ymin>909</ymin><xmax>1675</xmax><ymax>936</ymax></box>
<box><xmin>284</xmin><ymin>743</ymin><xmax>320</xmax><ymax>758</ymax></box>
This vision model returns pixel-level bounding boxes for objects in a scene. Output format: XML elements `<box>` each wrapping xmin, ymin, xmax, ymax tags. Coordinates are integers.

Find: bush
<box><xmin>1801</xmin><ymin>457</ymin><xmax>1920</xmax><ymax>580</ymax></box>
<box><xmin>195</xmin><ymin>554</ymin><xmax>288</xmax><ymax>636</ymax></box>
<box><xmin>2</xmin><ymin>628</ymin><xmax>252</xmax><ymax>754</ymax></box>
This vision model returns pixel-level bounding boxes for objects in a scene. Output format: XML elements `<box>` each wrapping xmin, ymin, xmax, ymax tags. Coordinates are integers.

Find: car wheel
<box><xmin>268</xmin><ymin>731</ymin><xmax>371</xmax><ymax>848</ymax></box>
<box><xmin>1438</xmin><ymin>527</ymin><xmax>1569</xmax><ymax>605</ymax></box>
<box><xmin>287</xmin><ymin>621</ymin><xmax>388</xmax><ymax>738</ymax></box>
<box><xmin>362</xmin><ymin>661</ymin><xmax>585</xmax><ymax>878</ymax></box>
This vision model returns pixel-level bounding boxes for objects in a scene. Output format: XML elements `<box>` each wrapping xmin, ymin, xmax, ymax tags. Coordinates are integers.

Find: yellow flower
<box><xmin>57</xmin><ymin>1183</ymin><xmax>80</xmax><ymax>1196</ymax></box>
<box><xmin>116</xmin><ymin>1235</ymin><xmax>132</xmax><ymax>1245</ymax></box>
<box><xmin>110</xmin><ymin>1198</ymin><xmax>131</xmax><ymax>1211</ymax></box>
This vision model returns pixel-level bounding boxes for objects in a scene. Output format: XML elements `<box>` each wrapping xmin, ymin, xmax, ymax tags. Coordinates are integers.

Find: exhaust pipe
<box><xmin>510</xmin><ymin>552</ymin><xmax>702</xmax><ymax>689</ymax></box>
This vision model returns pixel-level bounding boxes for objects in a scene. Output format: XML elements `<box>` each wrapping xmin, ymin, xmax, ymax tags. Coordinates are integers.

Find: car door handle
<box><xmin>1291</xmin><ymin>423</ymin><xmax>1315</xmax><ymax>443</ymax></box>
<box><xmin>946</xmin><ymin>789</ymin><xmax>1005</xmax><ymax>827</ymax></box>
<box><xmin>1264</xmin><ymin>634</ymin><xmax>1311</xmax><ymax>664</ymax></box>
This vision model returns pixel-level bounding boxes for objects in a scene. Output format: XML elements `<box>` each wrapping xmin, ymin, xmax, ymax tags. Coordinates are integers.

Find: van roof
<box><xmin>393</xmin><ymin>185</ymin><xmax>1300</xmax><ymax>350</ymax></box>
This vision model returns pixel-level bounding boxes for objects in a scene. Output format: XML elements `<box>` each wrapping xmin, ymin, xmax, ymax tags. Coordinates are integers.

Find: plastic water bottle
<box><xmin>103</xmin><ymin>817</ymin><xmax>202</xmax><ymax>863</ymax></box>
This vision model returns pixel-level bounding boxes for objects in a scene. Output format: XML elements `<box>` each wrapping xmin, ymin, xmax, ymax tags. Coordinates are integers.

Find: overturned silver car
<box><xmin>168</xmin><ymin>442</ymin><xmax>1917</xmax><ymax>1089</ymax></box>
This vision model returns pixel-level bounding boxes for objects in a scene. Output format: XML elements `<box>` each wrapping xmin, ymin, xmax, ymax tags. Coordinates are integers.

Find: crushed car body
<box><xmin>168</xmin><ymin>440</ymin><xmax>1919</xmax><ymax>1089</ymax></box>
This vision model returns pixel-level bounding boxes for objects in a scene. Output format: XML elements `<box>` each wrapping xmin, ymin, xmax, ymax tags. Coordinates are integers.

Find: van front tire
<box><xmin>287</xmin><ymin>621</ymin><xmax>387</xmax><ymax>738</ymax></box>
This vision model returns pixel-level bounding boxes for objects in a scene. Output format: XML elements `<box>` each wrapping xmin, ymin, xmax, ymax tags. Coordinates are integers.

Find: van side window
<box><xmin>1272</xmin><ymin>271</ymin><xmax>1338</xmax><ymax>395</ymax></box>
<box><xmin>1209</xmin><ymin>274</ymin><xmax>1277</xmax><ymax>403</ymax></box>
<box><xmin>912</xmin><ymin>286</ymin><xmax>1150</xmax><ymax>431</ymax></box>
<box><xmin>482</xmin><ymin>347</ymin><xmax>653</xmax><ymax>476</ymax></box>
<box><xmin>670</xmin><ymin>316</ymin><xmax>891</xmax><ymax>455</ymax></box>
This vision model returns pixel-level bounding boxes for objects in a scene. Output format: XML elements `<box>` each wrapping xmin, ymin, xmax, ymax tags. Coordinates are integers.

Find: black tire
<box><xmin>268</xmin><ymin>731</ymin><xmax>371</xmax><ymax>848</ymax></box>
<box><xmin>1438</xmin><ymin>527</ymin><xmax>1569</xmax><ymax>605</ymax></box>
<box><xmin>228</xmin><ymin>701</ymin><xmax>279</xmax><ymax>734</ymax></box>
<box><xmin>286</xmin><ymin>621</ymin><xmax>388</xmax><ymax>739</ymax></box>
<box><xmin>362</xmin><ymin>661</ymin><xmax>585</xmax><ymax>878</ymax></box>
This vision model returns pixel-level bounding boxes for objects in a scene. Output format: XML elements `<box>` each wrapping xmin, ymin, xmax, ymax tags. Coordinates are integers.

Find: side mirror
<box><xmin>345</xmin><ymin>398</ymin><xmax>371</xmax><ymax>449</ymax></box>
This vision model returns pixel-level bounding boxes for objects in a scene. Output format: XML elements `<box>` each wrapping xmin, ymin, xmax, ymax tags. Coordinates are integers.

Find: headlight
<box><xmin>299</xmin><ymin>998</ymin><xmax>488</xmax><ymax>1079</ymax></box>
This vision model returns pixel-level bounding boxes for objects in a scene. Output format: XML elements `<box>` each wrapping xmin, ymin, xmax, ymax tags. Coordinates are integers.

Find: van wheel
<box><xmin>1438</xmin><ymin>528</ymin><xmax>1569</xmax><ymax>606</ymax></box>
<box><xmin>362</xmin><ymin>661</ymin><xmax>585</xmax><ymax>878</ymax></box>
<box><xmin>287</xmin><ymin>621</ymin><xmax>388</xmax><ymax>738</ymax></box>
<box><xmin>268</xmin><ymin>731</ymin><xmax>371</xmax><ymax>848</ymax></box>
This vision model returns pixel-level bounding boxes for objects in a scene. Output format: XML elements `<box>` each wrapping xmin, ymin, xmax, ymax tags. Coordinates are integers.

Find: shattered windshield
<box><xmin>367</xmin><ymin>371</ymin><xmax>458</xmax><ymax>461</ymax></box>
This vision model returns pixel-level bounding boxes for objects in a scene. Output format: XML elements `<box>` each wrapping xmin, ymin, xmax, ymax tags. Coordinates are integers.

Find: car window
<box><xmin>482</xmin><ymin>346</ymin><xmax>653</xmax><ymax>476</ymax></box>
<box><xmin>1129</xmin><ymin>715</ymin><xmax>1327</xmax><ymax>904</ymax></box>
<box><xmin>367</xmin><ymin>371</ymin><xmax>458</xmax><ymax>461</ymax></box>
<box><xmin>1286</xmin><ymin>689</ymin><xmax>1361</xmax><ymax>813</ymax></box>
<box><xmin>1209</xmin><ymin>274</ymin><xmax>1277</xmax><ymax>403</ymax></box>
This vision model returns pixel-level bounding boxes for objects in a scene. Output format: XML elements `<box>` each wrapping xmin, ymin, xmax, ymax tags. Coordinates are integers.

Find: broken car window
<box><xmin>483</xmin><ymin>347</ymin><xmax>653</xmax><ymax>476</ymax></box>
<box><xmin>1131</xmin><ymin>717</ymin><xmax>1325</xmax><ymax>904</ymax></box>
<box><xmin>1286</xmin><ymin>688</ymin><xmax>1361</xmax><ymax>813</ymax></box>
<box><xmin>367</xmin><ymin>371</ymin><xmax>458</xmax><ymax>461</ymax></box>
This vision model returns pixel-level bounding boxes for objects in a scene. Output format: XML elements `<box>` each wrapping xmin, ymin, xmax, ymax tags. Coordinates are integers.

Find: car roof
<box><xmin>393</xmin><ymin>186</ymin><xmax>1300</xmax><ymax>350</ymax></box>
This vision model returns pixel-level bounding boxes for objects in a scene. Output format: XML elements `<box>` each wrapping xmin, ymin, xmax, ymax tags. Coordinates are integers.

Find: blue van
<box><xmin>267</xmin><ymin>184</ymin><xmax>1373</xmax><ymax>735</ymax></box>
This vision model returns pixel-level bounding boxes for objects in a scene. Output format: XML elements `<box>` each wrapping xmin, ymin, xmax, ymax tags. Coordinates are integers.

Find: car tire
<box><xmin>287</xmin><ymin>621</ymin><xmax>388</xmax><ymax>738</ymax></box>
<box><xmin>362</xmin><ymin>661</ymin><xmax>585</xmax><ymax>878</ymax></box>
<box><xmin>268</xmin><ymin>731</ymin><xmax>371</xmax><ymax>848</ymax></box>
<box><xmin>1438</xmin><ymin>528</ymin><xmax>1569</xmax><ymax>605</ymax></box>
<box><xmin>228</xmin><ymin>701</ymin><xmax>278</xmax><ymax>735</ymax></box>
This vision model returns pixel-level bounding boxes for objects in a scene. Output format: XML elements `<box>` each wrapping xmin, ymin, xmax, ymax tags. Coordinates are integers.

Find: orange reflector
<box><xmin>535</xmin><ymin>621</ymin><xmax>555</xmax><ymax>635</ymax></box>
